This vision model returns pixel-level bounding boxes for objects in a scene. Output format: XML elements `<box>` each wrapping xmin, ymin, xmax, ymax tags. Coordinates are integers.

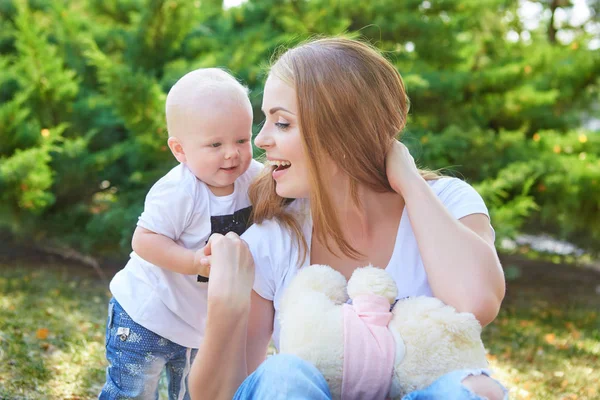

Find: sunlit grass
<box><xmin>483</xmin><ymin>296</ymin><xmax>600</xmax><ymax>399</ymax></box>
<box><xmin>0</xmin><ymin>266</ymin><xmax>109</xmax><ymax>399</ymax></box>
<box><xmin>1</xmin><ymin>262</ymin><xmax>599</xmax><ymax>399</ymax></box>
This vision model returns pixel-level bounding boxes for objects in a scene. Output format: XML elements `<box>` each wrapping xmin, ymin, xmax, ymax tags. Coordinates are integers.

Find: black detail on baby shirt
<box><xmin>210</xmin><ymin>206</ymin><xmax>253</xmax><ymax>238</ymax></box>
<box><xmin>197</xmin><ymin>206</ymin><xmax>253</xmax><ymax>282</ymax></box>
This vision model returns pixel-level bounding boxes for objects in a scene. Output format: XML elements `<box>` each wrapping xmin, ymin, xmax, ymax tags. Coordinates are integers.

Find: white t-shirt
<box><xmin>243</xmin><ymin>177</ymin><xmax>493</xmax><ymax>350</ymax></box>
<box><xmin>110</xmin><ymin>159</ymin><xmax>262</xmax><ymax>348</ymax></box>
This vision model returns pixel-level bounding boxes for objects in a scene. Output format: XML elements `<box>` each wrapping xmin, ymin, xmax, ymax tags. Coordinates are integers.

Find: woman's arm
<box><xmin>189</xmin><ymin>299</ymin><xmax>249</xmax><ymax>400</ymax></box>
<box><xmin>188</xmin><ymin>232</ymin><xmax>256</xmax><ymax>400</ymax></box>
<box><xmin>190</xmin><ymin>290</ymin><xmax>274</xmax><ymax>399</ymax></box>
<box><xmin>387</xmin><ymin>142</ymin><xmax>505</xmax><ymax>326</ymax></box>
<box><xmin>247</xmin><ymin>291</ymin><xmax>275</xmax><ymax>374</ymax></box>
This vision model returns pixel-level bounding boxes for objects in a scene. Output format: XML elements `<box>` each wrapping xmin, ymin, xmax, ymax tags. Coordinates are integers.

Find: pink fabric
<box><xmin>341</xmin><ymin>294</ymin><xmax>395</xmax><ymax>400</ymax></box>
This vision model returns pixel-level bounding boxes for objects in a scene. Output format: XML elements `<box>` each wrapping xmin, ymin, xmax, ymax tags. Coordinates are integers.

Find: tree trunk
<box><xmin>548</xmin><ymin>0</ymin><xmax>559</xmax><ymax>44</ymax></box>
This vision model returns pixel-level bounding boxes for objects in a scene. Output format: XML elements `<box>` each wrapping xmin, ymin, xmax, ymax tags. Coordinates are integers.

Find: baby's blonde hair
<box><xmin>165</xmin><ymin>68</ymin><xmax>251</xmax><ymax>138</ymax></box>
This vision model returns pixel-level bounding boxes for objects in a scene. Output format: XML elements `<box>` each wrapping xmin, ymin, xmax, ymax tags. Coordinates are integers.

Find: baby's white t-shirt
<box><xmin>243</xmin><ymin>177</ymin><xmax>493</xmax><ymax>350</ymax></box>
<box><xmin>110</xmin><ymin>159</ymin><xmax>262</xmax><ymax>348</ymax></box>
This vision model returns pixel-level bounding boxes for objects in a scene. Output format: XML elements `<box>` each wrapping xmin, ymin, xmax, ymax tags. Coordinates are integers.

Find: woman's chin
<box><xmin>274</xmin><ymin>185</ymin><xmax>290</xmax><ymax>198</ymax></box>
<box><xmin>275</xmin><ymin>184</ymin><xmax>308</xmax><ymax>200</ymax></box>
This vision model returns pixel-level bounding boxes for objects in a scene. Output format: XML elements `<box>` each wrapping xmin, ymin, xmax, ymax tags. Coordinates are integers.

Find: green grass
<box><xmin>483</xmin><ymin>304</ymin><xmax>599</xmax><ymax>399</ymax></box>
<box><xmin>0</xmin><ymin>265</ymin><xmax>109</xmax><ymax>399</ymax></box>
<box><xmin>483</xmin><ymin>257</ymin><xmax>600</xmax><ymax>400</ymax></box>
<box><xmin>0</xmin><ymin>260</ymin><xmax>599</xmax><ymax>399</ymax></box>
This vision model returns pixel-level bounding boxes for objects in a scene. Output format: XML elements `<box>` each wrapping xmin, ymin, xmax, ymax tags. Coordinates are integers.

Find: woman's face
<box><xmin>255</xmin><ymin>75</ymin><xmax>311</xmax><ymax>199</ymax></box>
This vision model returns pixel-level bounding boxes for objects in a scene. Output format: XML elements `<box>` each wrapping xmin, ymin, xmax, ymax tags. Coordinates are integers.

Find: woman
<box><xmin>190</xmin><ymin>37</ymin><xmax>507</xmax><ymax>399</ymax></box>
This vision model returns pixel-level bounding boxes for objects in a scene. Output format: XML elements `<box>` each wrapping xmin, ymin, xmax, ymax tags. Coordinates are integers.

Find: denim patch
<box><xmin>99</xmin><ymin>298</ymin><xmax>199</xmax><ymax>400</ymax></box>
<box><xmin>402</xmin><ymin>369</ymin><xmax>509</xmax><ymax>400</ymax></box>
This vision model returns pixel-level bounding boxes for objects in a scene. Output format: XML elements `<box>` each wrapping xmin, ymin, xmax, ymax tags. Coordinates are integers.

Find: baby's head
<box><xmin>166</xmin><ymin>68</ymin><xmax>253</xmax><ymax>196</ymax></box>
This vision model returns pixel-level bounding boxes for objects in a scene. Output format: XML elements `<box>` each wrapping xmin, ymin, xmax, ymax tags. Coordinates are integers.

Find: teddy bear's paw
<box><xmin>283</xmin><ymin>264</ymin><xmax>348</xmax><ymax>307</ymax></box>
<box><xmin>393</xmin><ymin>296</ymin><xmax>447</xmax><ymax>316</ymax></box>
<box><xmin>347</xmin><ymin>265</ymin><xmax>398</xmax><ymax>303</ymax></box>
<box><xmin>393</xmin><ymin>296</ymin><xmax>483</xmax><ymax>336</ymax></box>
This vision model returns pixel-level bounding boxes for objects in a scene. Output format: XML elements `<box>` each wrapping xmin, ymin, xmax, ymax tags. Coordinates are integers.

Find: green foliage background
<box><xmin>1</xmin><ymin>0</ymin><xmax>599</xmax><ymax>258</ymax></box>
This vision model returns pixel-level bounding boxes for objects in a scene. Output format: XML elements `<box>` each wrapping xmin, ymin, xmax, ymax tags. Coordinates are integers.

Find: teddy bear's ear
<box><xmin>282</xmin><ymin>265</ymin><xmax>348</xmax><ymax>309</ymax></box>
<box><xmin>347</xmin><ymin>266</ymin><xmax>398</xmax><ymax>303</ymax></box>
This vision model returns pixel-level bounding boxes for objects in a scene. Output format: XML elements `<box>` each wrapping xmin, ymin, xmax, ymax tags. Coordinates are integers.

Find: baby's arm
<box><xmin>132</xmin><ymin>226</ymin><xmax>202</xmax><ymax>275</ymax></box>
<box><xmin>132</xmin><ymin>172</ymin><xmax>205</xmax><ymax>276</ymax></box>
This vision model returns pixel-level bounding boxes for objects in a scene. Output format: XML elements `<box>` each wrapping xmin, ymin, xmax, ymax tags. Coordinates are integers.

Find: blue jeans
<box><xmin>234</xmin><ymin>354</ymin><xmax>509</xmax><ymax>400</ymax></box>
<box><xmin>99</xmin><ymin>298</ymin><xmax>198</xmax><ymax>400</ymax></box>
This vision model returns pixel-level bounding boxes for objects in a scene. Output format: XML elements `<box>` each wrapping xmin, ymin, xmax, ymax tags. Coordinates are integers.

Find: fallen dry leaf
<box><xmin>544</xmin><ymin>333</ymin><xmax>556</xmax><ymax>344</ymax></box>
<box><xmin>565</xmin><ymin>322</ymin><xmax>574</xmax><ymax>330</ymax></box>
<box><xmin>36</xmin><ymin>328</ymin><xmax>49</xmax><ymax>340</ymax></box>
<box><xmin>571</xmin><ymin>330</ymin><xmax>581</xmax><ymax>340</ymax></box>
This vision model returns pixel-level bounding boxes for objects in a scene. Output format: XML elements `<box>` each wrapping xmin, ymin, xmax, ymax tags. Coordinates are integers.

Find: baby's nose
<box><xmin>225</xmin><ymin>147</ymin><xmax>239</xmax><ymax>159</ymax></box>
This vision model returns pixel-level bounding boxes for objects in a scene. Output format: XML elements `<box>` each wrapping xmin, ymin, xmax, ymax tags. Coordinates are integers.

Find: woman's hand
<box><xmin>189</xmin><ymin>232</ymin><xmax>255</xmax><ymax>400</ymax></box>
<box><xmin>385</xmin><ymin>140</ymin><xmax>422</xmax><ymax>195</ymax></box>
<box><xmin>202</xmin><ymin>232</ymin><xmax>255</xmax><ymax>312</ymax></box>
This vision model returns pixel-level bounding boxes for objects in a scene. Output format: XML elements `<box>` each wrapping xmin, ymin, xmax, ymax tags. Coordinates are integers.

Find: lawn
<box><xmin>0</xmin><ymin>256</ymin><xmax>599</xmax><ymax>399</ymax></box>
<box><xmin>0</xmin><ymin>264</ymin><xmax>109</xmax><ymax>399</ymax></box>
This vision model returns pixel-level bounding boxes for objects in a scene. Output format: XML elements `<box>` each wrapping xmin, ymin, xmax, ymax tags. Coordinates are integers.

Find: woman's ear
<box><xmin>167</xmin><ymin>137</ymin><xmax>187</xmax><ymax>163</ymax></box>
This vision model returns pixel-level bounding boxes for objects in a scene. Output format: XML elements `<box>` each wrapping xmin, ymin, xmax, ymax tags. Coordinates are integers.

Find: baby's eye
<box><xmin>237</xmin><ymin>139</ymin><xmax>248</xmax><ymax>144</ymax></box>
<box><xmin>211</xmin><ymin>143</ymin><xmax>222</xmax><ymax>148</ymax></box>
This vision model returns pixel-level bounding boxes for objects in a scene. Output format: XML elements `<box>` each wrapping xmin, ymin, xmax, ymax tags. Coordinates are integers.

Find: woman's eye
<box><xmin>211</xmin><ymin>143</ymin><xmax>222</xmax><ymax>148</ymax></box>
<box><xmin>275</xmin><ymin>122</ymin><xmax>290</xmax><ymax>131</ymax></box>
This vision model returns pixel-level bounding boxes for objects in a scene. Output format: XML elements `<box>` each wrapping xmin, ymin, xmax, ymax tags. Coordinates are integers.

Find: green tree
<box><xmin>0</xmin><ymin>0</ymin><xmax>598</xmax><ymax>258</ymax></box>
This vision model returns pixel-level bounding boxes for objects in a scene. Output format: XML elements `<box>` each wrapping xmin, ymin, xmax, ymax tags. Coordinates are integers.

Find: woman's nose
<box><xmin>254</xmin><ymin>127</ymin><xmax>273</xmax><ymax>149</ymax></box>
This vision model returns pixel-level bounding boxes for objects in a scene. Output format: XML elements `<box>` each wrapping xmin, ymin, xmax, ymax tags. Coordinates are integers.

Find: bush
<box><xmin>1</xmin><ymin>0</ymin><xmax>598</xmax><ymax>257</ymax></box>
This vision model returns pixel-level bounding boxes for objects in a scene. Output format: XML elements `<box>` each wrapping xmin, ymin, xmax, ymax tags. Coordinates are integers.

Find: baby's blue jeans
<box><xmin>234</xmin><ymin>353</ymin><xmax>509</xmax><ymax>399</ymax></box>
<box><xmin>99</xmin><ymin>298</ymin><xmax>198</xmax><ymax>400</ymax></box>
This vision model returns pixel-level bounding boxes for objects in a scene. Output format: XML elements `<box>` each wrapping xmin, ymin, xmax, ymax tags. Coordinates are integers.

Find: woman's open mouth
<box><xmin>267</xmin><ymin>160</ymin><xmax>291</xmax><ymax>180</ymax></box>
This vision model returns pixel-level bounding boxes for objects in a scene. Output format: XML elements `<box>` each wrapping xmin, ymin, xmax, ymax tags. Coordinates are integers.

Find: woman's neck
<box><xmin>324</xmin><ymin>179</ymin><xmax>404</xmax><ymax>241</ymax></box>
<box><xmin>309</xmin><ymin>178</ymin><xmax>405</xmax><ymax>274</ymax></box>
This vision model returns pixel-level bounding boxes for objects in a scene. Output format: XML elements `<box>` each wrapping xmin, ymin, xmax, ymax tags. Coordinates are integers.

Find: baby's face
<box><xmin>177</xmin><ymin>98</ymin><xmax>253</xmax><ymax>196</ymax></box>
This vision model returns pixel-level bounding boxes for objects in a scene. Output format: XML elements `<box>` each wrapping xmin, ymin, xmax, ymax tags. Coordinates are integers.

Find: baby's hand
<box><xmin>194</xmin><ymin>246</ymin><xmax>211</xmax><ymax>278</ymax></box>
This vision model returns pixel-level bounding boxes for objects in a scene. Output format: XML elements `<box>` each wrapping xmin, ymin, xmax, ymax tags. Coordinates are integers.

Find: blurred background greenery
<box><xmin>0</xmin><ymin>0</ymin><xmax>599</xmax><ymax>262</ymax></box>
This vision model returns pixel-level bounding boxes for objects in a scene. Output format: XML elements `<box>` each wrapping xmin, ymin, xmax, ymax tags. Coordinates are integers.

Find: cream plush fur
<box><xmin>279</xmin><ymin>265</ymin><xmax>489</xmax><ymax>399</ymax></box>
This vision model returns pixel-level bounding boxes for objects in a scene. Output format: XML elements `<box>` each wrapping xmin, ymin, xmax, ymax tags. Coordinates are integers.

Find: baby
<box><xmin>99</xmin><ymin>68</ymin><xmax>262</xmax><ymax>400</ymax></box>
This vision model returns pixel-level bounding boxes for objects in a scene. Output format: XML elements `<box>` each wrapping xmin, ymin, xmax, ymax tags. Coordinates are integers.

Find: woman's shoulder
<box><xmin>427</xmin><ymin>176</ymin><xmax>479</xmax><ymax>197</ymax></box>
<box><xmin>242</xmin><ymin>199</ymin><xmax>310</xmax><ymax>274</ymax></box>
<box><xmin>243</xmin><ymin>217</ymin><xmax>287</xmax><ymax>241</ymax></box>
<box><xmin>243</xmin><ymin>200</ymin><xmax>310</xmax><ymax>298</ymax></box>
<box><xmin>427</xmin><ymin>176</ymin><xmax>489</xmax><ymax>219</ymax></box>
<box><xmin>427</xmin><ymin>175</ymin><xmax>470</xmax><ymax>191</ymax></box>
<box><xmin>243</xmin><ymin>199</ymin><xmax>310</xmax><ymax>245</ymax></box>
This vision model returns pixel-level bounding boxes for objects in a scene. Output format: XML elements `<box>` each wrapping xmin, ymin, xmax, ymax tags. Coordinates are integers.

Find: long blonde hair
<box><xmin>249</xmin><ymin>37</ymin><xmax>438</xmax><ymax>262</ymax></box>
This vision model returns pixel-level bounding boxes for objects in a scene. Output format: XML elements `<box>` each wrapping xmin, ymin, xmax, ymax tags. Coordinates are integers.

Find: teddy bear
<box><xmin>279</xmin><ymin>264</ymin><xmax>489</xmax><ymax>399</ymax></box>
